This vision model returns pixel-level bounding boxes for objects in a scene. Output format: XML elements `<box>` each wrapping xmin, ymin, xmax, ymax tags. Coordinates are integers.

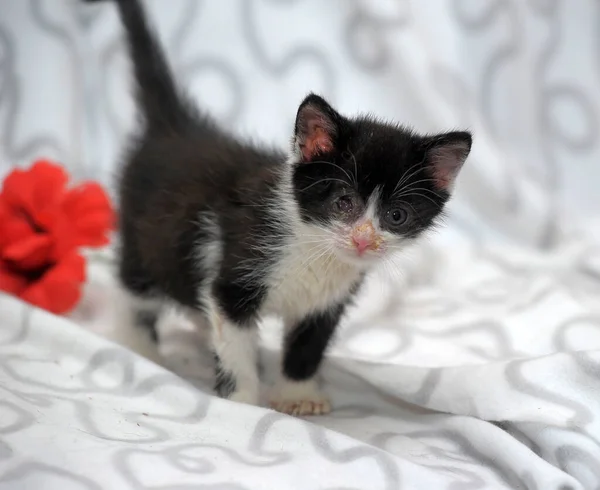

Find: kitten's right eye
<box><xmin>336</xmin><ymin>195</ymin><xmax>354</xmax><ymax>213</ymax></box>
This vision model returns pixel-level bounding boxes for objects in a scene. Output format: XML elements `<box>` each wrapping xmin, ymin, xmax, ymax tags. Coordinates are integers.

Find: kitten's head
<box><xmin>290</xmin><ymin>94</ymin><xmax>472</xmax><ymax>267</ymax></box>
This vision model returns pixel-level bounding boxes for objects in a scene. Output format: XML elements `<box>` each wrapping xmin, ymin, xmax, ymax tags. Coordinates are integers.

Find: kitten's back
<box><xmin>89</xmin><ymin>0</ymin><xmax>289</xmax><ymax>310</ymax></box>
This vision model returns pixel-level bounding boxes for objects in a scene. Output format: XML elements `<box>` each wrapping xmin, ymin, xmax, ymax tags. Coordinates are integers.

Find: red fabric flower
<box><xmin>0</xmin><ymin>251</ymin><xmax>86</xmax><ymax>315</ymax></box>
<box><xmin>0</xmin><ymin>159</ymin><xmax>115</xmax><ymax>314</ymax></box>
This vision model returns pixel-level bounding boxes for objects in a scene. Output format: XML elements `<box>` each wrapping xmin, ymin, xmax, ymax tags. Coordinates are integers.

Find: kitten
<box><xmin>86</xmin><ymin>0</ymin><xmax>472</xmax><ymax>415</ymax></box>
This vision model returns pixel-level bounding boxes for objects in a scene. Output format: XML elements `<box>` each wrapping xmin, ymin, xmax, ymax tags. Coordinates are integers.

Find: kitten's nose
<box><xmin>352</xmin><ymin>221</ymin><xmax>377</xmax><ymax>255</ymax></box>
<box><xmin>352</xmin><ymin>236</ymin><xmax>373</xmax><ymax>255</ymax></box>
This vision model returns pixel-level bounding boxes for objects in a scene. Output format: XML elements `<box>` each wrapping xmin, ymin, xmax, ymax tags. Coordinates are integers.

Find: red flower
<box><xmin>0</xmin><ymin>251</ymin><xmax>86</xmax><ymax>315</ymax></box>
<box><xmin>0</xmin><ymin>160</ymin><xmax>115</xmax><ymax>314</ymax></box>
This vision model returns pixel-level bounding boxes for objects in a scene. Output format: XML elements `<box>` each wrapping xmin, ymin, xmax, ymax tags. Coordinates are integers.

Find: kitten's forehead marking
<box><xmin>349</xmin><ymin>187</ymin><xmax>384</xmax><ymax>249</ymax></box>
<box><xmin>362</xmin><ymin>187</ymin><xmax>381</xmax><ymax>230</ymax></box>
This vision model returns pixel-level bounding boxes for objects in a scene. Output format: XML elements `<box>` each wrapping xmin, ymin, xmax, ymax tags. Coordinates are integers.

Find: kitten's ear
<box><xmin>294</xmin><ymin>94</ymin><xmax>341</xmax><ymax>162</ymax></box>
<box><xmin>425</xmin><ymin>131</ymin><xmax>472</xmax><ymax>191</ymax></box>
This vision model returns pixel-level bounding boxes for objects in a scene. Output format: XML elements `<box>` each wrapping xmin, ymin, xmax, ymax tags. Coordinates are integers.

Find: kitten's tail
<box><xmin>85</xmin><ymin>0</ymin><xmax>194</xmax><ymax>133</ymax></box>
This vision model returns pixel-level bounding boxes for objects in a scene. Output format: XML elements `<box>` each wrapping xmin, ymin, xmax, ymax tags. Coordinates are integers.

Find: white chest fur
<box><xmin>261</xmin><ymin>240</ymin><xmax>362</xmax><ymax>323</ymax></box>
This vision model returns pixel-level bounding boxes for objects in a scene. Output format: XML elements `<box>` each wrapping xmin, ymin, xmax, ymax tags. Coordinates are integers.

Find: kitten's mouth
<box><xmin>326</xmin><ymin>222</ymin><xmax>386</xmax><ymax>267</ymax></box>
<box><xmin>350</xmin><ymin>224</ymin><xmax>383</xmax><ymax>255</ymax></box>
<box><xmin>334</xmin><ymin>242</ymin><xmax>383</xmax><ymax>267</ymax></box>
<box><xmin>352</xmin><ymin>236</ymin><xmax>383</xmax><ymax>256</ymax></box>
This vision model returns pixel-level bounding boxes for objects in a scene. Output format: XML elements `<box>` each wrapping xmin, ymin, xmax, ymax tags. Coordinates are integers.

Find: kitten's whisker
<box><xmin>300</xmin><ymin>178</ymin><xmax>351</xmax><ymax>192</ymax></box>
<box><xmin>343</xmin><ymin>148</ymin><xmax>359</xmax><ymax>185</ymax></box>
<box><xmin>395</xmin><ymin>177</ymin><xmax>438</xmax><ymax>194</ymax></box>
<box><xmin>408</xmin><ymin>185</ymin><xmax>441</xmax><ymax>196</ymax></box>
<box><xmin>381</xmin><ymin>257</ymin><xmax>406</xmax><ymax>284</ymax></box>
<box><xmin>396</xmin><ymin>190</ymin><xmax>441</xmax><ymax>208</ymax></box>
<box><xmin>350</xmin><ymin>149</ymin><xmax>358</xmax><ymax>183</ymax></box>
<box><xmin>396</xmin><ymin>186</ymin><xmax>442</xmax><ymax>199</ymax></box>
<box><xmin>321</xmin><ymin>245</ymin><xmax>339</xmax><ymax>279</ymax></box>
<box><xmin>307</xmin><ymin>160</ymin><xmax>355</xmax><ymax>186</ymax></box>
<box><xmin>326</xmin><ymin>161</ymin><xmax>356</xmax><ymax>186</ymax></box>
<box><xmin>394</xmin><ymin>183</ymin><xmax>439</xmax><ymax>200</ymax></box>
<box><xmin>309</xmin><ymin>245</ymin><xmax>334</xmax><ymax>269</ymax></box>
<box><xmin>394</xmin><ymin>166</ymin><xmax>424</xmax><ymax>195</ymax></box>
<box><xmin>291</xmin><ymin>243</ymin><xmax>333</xmax><ymax>279</ymax></box>
<box><xmin>392</xmin><ymin>160</ymin><xmax>425</xmax><ymax>195</ymax></box>
<box><xmin>398</xmin><ymin>201</ymin><xmax>425</xmax><ymax>225</ymax></box>
<box><xmin>407</xmin><ymin>202</ymin><xmax>428</xmax><ymax>222</ymax></box>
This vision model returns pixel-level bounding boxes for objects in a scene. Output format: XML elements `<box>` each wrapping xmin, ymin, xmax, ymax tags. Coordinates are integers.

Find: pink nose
<box><xmin>352</xmin><ymin>236</ymin><xmax>373</xmax><ymax>255</ymax></box>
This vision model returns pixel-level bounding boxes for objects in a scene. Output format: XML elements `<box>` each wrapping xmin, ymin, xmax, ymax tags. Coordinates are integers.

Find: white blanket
<box><xmin>2</xmin><ymin>0</ymin><xmax>600</xmax><ymax>488</ymax></box>
<box><xmin>2</xmin><ymin>240</ymin><xmax>600</xmax><ymax>489</ymax></box>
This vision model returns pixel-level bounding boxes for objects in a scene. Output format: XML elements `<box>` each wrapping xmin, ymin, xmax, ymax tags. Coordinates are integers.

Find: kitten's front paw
<box><xmin>269</xmin><ymin>380</ymin><xmax>331</xmax><ymax>416</ymax></box>
<box><xmin>270</xmin><ymin>397</ymin><xmax>331</xmax><ymax>416</ymax></box>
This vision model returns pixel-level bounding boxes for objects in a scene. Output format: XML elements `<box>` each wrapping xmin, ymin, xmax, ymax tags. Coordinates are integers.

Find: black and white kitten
<box><xmin>88</xmin><ymin>0</ymin><xmax>472</xmax><ymax>415</ymax></box>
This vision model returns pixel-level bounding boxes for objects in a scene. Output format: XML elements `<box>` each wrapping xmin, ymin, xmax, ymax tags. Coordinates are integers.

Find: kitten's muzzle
<box><xmin>351</xmin><ymin>221</ymin><xmax>382</xmax><ymax>256</ymax></box>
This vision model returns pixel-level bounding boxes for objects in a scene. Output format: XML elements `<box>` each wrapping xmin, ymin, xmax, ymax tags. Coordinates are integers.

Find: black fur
<box><xmin>135</xmin><ymin>309</ymin><xmax>158</xmax><ymax>342</ymax></box>
<box><xmin>283</xmin><ymin>280</ymin><xmax>362</xmax><ymax>382</ymax></box>
<box><xmin>292</xmin><ymin>95</ymin><xmax>471</xmax><ymax>237</ymax></box>
<box><xmin>214</xmin><ymin>353</ymin><xmax>237</xmax><ymax>398</ymax></box>
<box><xmin>84</xmin><ymin>0</ymin><xmax>472</xmax><ymax>404</ymax></box>
<box><xmin>283</xmin><ymin>303</ymin><xmax>346</xmax><ymax>381</ymax></box>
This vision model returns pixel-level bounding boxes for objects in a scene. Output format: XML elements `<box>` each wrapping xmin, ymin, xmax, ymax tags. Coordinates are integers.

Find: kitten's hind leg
<box><xmin>190</xmin><ymin>308</ymin><xmax>260</xmax><ymax>406</ymax></box>
<box><xmin>110</xmin><ymin>290</ymin><xmax>164</xmax><ymax>365</ymax></box>
<box><xmin>117</xmin><ymin>235</ymin><xmax>163</xmax><ymax>344</ymax></box>
<box><xmin>136</xmin><ymin>309</ymin><xmax>159</xmax><ymax>342</ymax></box>
<box><xmin>132</xmin><ymin>297</ymin><xmax>162</xmax><ymax>343</ymax></box>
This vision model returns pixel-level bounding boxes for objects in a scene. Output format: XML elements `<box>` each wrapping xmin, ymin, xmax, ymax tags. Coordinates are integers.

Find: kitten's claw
<box><xmin>270</xmin><ymin>392</ymin><xmax>331</xmax><ymax>416</ymax></box>
<box><xmin>269</xmin><ymin>379</ymin><xmax>331</xmax><ymax>416</ymax></box>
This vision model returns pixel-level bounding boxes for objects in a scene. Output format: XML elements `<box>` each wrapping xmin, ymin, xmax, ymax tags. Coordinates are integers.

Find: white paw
<box><xmin>269</xmin><ymin>380</ymin><xmax>331</xmax><ymax>416</ymax></box>
<box><xmin>228</xmin><ymin>389</ymin><xmax>259</xmax><ymax>406</ymax></box>
<box><xmin>270</xmin><ymin>396</ymin><xmax>331</xmax><ymax>416</ymax></box>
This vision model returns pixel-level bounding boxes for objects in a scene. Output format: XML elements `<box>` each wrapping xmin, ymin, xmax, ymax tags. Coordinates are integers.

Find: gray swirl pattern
<box><xmin>2</xmin><ymin>0</ymin><xmax>600</xmax><ymax>488</ymax></box>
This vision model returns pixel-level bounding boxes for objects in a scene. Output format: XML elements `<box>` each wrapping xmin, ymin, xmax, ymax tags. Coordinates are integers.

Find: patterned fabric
<box><xmin>1</xmin><ymin>0</ymin><xmax>600</xmax><ymax>488</ymax></box>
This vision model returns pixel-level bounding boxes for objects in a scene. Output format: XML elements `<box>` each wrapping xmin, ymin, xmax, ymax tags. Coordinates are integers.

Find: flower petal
<box><xmin>0</xmin><ymin>263</ymin><xmax>28</xmax><ymax>295</ymax></box>
<box><xmin>2</xmin><ymin>234</ymin><xmax>53</xmax><ymax>270</ymax></box>
<box><xmin>1</xmin><ymin>168</ymin><xmax>35</xmax><ymax>214</ymax></box>
<box><xmin>1</xmin><ymin>160</ymin><xmax>68</xmax><ymax>232</ymax></box>
<box><xmin>47</xmin><ymin>214</ymin><xmax>78</xmax><ymax>261</ymax></box>
<box><xmin>71</xmin><ymin>211</ymin><xmax>114</xmax><ymax>247</ymax></box>
<box><xmin>62</xmin><ymin>182</ymin><xmax>115</xmax><ymax>247</ymax></box>
<box><xmin>0</xmin><ymin>213</ymin><xmax>33</xmax><ymax>250</ymax></box>
<box><xmin>29</xmin><ymin>160</ymin><xmax>70</xmax><ymax>210</ymax></box>
<box><xmin>20</xmin><ymin>251</ymin><xmax>86</xmax><ymax>314</ymax></box>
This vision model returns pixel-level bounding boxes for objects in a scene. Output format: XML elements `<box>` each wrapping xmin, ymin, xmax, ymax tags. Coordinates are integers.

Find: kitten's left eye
<box><xmin>336</xmin><ymin>195</ymin><xmax>355</xmax><ymax>213</ymax></box>
<box><xmin>385</xmin><ymin>207</ymin><xmax>408</xmax><ymax>226</ymax></box>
